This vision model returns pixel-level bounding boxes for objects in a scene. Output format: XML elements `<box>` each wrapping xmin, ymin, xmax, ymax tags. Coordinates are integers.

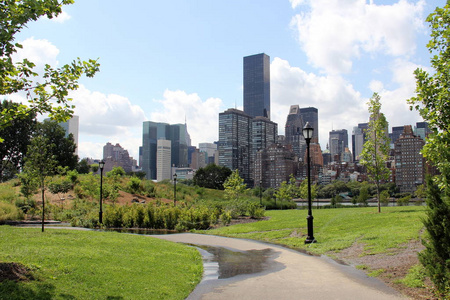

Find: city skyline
<box><xmin>8</xmin><ymin>0</ymin><xmax>445</xmax><ymax>159</ymax></box>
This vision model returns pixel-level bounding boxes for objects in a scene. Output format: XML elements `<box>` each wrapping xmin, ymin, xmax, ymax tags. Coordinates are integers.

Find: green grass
<box><xmin>0</xmin><ymin>226</ymin><xmax>202</xmax><ymax>300</ymax></box>
<box><xmin>205</xmin><ymin>206</ymin><xmax>426</xmax><ymax>255</ymax></box>
<box><xmin>396</xmin><ymin>264</ymin><xmax>427</xmax><ymax>288</ymax></box>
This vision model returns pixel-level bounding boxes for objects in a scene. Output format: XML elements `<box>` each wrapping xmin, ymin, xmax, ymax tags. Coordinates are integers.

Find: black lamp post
<box><xmin>259</xmin><ymin>179</ymin><xmax>263</xmax><ymax>206</ymax></box>
<box><xmin>302</xmin><ymin>122</ymin><xmax>316</xmax><ymax>244</ymax></box>
<box><xmin>173</xmin><ymin>173</ymin><xmax>177</xmax><ymax>206</ymax></box>
<box><xmin>99</xmin><ymin>160</ymin><xmax>105</xmax><ymax>224</ymax></box>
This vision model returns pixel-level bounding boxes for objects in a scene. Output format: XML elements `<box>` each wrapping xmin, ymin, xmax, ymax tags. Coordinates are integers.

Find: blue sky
<box><xmin>11</xmin><ymin>0</ymin><xmax>445</xmax><ymax>160</ymax></box>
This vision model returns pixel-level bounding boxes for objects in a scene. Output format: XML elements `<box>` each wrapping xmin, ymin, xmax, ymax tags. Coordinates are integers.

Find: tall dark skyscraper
<box><xmin>243</xmin><ymin>53</ymin><xmax>270</xmax><ymax>119</ymax></box>
<box><xmin>218</xmin><ymin>109</ymin><xmax>253</xmax><ymax>185</ymax></box>
<box><xmin>299</xmin><ymin>107</ymin><xmax>319</xmax><ymax>143</ymax></box>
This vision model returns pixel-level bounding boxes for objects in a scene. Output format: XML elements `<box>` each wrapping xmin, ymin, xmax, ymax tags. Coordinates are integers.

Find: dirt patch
<box><xmin>0</xmin><ymin>262</ymin><xmax>34</xmax><ymax>282</ymax></box>
<box><xmin>329</xmin><ymin>240</ymin><xmax>438</xmax><ymax>299</ymax></box>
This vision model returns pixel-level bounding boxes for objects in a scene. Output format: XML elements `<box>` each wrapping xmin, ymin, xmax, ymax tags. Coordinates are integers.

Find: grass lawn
<box><xmin>0</xmin><ymin>226</ymin><xmax>202</xmax><ymax>300</ymax></box>
<box><xmin>206</xmin><ymin>206</ymin><xmax>426</xmax><ymax>255</ymax></box>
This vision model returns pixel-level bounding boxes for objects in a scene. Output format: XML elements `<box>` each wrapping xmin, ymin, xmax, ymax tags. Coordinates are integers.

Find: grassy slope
<box><xmin>0</xmin><ymin>227</ymin><xmax>202</xmax><ymax>300</ymax></box>
<box><xmin>206</xmin><ymin>206</ymin><xmax>426</xmax><ymax>255</ymax></box>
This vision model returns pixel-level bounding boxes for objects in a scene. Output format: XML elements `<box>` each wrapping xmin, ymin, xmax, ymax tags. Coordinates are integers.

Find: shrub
<box><xmin>14</xmin><ymin>198</ymin><xmax>37</xmax><ymax>214</ymax></box>
<box><xmin>0</xmin><ymin>201</ymin><xmax>23</xmax><ymax>223</ymax></box>
<box><xmin>220</xmin><ymin>211</ymin><xmax>232</xmax><ymax>226</ymax></box>
<box><xmin>247</xmin><ymin>202</ymin><xmax>265</xmax><ymax>219</ymax></box>
<box><xmin>127</xmin><ymin>177</ymin><xmax>142</xmax><ymax>194</ymax></box>
<box><xmin>397</xmin><ymin>195</ymin><xmax>411</xmax><ymax>206</ymax></box>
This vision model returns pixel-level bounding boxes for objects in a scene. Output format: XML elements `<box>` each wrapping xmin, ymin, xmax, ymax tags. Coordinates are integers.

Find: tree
<box><xmin>76</xmin><ymin>158</ymin><xmax>90</xmax><ymax>174</ymax></box>
<box><xmin>360</xmin><ymin>93</ymin><xmax>391</xmax><ymax>213</ymax></box>
<box><xmin>358</xmin><ymin>184</ymin><xmax>370</xmax><ymax>206</ymax></box>
<box><xmin>0</xmin><ymin>1</ymin><xmax>99</xmax><ymax>141</ymax></box>
<box><xmin>418</xmin><ymin>177</ymin><xmax>450</xmax><ymax>296</ymax></box>
<box><xmin>0</xmin><ymin>100</ymin><xmax>36</xmax><ymax>181</ymax></box>
<box><xmin>407</xmin><ymin>5</ymin><xmax>450</xmax><ymax>295</ymax></box>
<box><xmin>23</xmin><ymin>135</ymin><xmax>57</xmax><ymax>232</ymax></box>
<box><xmin>37</xmin><ymin>120</ymin><xmax>78</xmax><ymax>170</ymax></box>
<box><xmin>299</xmin><ymin>179</ymin><xmax>317</xmax><ymax>202</ymax></box>
<box><xmin>193</xmin><ymin>164</ymin><xmax>232</xmax><ymax>190</ymax></box>
<box><xmin>223</xmin><ymin>169</ymin><xmax>246</xmax><ymax>201</ymax></box>
<box><xmin>275</xmin><ymin>175</ymin><xmax>297</xmax><ymax>209</ymax></box>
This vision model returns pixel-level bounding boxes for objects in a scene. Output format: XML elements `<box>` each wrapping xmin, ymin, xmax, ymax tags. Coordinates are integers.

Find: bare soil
<box><xmin>0</xmin><ymin>263</ymin><xmax>33</xmax><ymax>282</ymax></box>
<box><xmin>329</xmin><ymin>239</ymin><xmax>439</xmax><ymax>299</ymax></box>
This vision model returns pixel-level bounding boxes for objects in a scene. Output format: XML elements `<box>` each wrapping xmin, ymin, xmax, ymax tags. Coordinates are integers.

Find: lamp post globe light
<box><xmin>302</xmin><ymin>122</ymin><xmax>316</xmax><ymax>244</ymax></box>
<box><xmin>173</xmin><ymin>173</ymin><xmax>177</xmax><ymax>206</ymax></box>
<box><xmin>99</xmin><ymin>160</ymin><xmax>105</xmax><ymax>224</ymax></box>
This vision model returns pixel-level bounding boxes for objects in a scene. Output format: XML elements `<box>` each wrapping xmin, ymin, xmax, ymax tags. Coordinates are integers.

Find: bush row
<box><xmin>69</xmin><ymin>199</ymin><xmax>265</xmax><ymax>231</ymax></box>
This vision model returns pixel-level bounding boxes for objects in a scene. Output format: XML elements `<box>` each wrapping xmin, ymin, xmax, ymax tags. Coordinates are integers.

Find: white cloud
<box><xmin>12</xmin><ymin>37</ymin><xmax>60</xmax><ymax>72</ymax></box>
<box><xmin>290</xmin><ymin>0</ymin><xmax>425</xmax><ymax>74</ymax></box>
<box><xmin>271</xmin><ymin>57</ymin><xmax>365</xmax><ymax>148</ymax></box>
<box><xmin>150</xmin><ymin>90</ymin><xmax>223</xmax><ymax>147</ymax></box>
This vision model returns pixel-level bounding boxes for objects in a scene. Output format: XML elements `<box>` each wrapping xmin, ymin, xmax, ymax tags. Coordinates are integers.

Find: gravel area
<box><xmin>329</xmin><ymin>239</ymin><xmax>438</xmax><ymax>299</ymax></box>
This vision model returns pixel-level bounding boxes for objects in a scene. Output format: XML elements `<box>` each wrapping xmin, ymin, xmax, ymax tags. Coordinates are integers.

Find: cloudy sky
<box><xmin>11</xmin><ymin>0</ymin><xmax>444</xmax><ymax>160</ymax></box>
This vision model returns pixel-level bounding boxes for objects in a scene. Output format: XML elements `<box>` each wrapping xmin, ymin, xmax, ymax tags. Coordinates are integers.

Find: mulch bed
<box><xmin>0</xmin><ymin>262</ymin><xmax>34</xmax><ymax>282</ymax></box>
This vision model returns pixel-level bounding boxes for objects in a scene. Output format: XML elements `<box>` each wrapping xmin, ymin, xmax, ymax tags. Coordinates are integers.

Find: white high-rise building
<box><xmin>157</xmin><ymin>139</ymin><xmax>172</xmax><ymax>182</ymax></box>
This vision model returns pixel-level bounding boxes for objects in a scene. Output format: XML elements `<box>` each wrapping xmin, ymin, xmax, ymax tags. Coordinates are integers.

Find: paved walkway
<box><xmin>153</xmin><ymin>233</ymin><xmax>407</xmax><ymax>300</ymax></box>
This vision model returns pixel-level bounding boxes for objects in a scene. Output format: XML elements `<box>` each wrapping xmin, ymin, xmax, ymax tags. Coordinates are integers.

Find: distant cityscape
<box><xmin>63</xmin><ymin>53</ymin><xmax>429</xmax><ymax>194</ymax></box>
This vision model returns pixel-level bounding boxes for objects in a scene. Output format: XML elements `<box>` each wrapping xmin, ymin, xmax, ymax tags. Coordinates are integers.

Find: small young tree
<box><xmin>23</xmin><ymin>136</ymin><xmax>57</xmax><ymax>232</ymax></box>
<box><xmin>360</xmin><ymin>93</ymin><xmax>391</xmax><ymax>213</ymax></box>
<box><xmin>223</xmin><ymin>169</ymin><xmax>247</xmax><ymax>201</ymax></box>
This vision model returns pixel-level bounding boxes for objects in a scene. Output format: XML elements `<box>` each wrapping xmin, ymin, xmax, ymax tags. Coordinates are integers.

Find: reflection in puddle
<box><xmin>197</xmin><ymin>246</ymin><xmax>275</xmax><ymax>279</ymax></box>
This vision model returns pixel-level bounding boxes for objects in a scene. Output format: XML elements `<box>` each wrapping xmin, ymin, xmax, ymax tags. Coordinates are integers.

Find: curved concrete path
<box><xmin>152</xmin><ymin>233</ymin><xmax>407</xmax><ymax>300</ymax></box>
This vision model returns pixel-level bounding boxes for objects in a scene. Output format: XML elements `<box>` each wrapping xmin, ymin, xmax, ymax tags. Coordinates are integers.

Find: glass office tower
<box><xmin>243</xmin><ymin>53</ymin><xmax>270</xmax><ymax>119</ymax></box>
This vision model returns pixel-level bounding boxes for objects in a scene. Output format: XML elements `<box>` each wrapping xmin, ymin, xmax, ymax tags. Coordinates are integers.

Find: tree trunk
<box><xmin>41</xmin><ymin>187</ymin><xmax>45</xmax><ymax>232</ymax></box>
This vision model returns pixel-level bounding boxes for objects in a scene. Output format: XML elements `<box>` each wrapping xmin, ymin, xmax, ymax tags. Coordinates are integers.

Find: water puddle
<box><xmin>195</xmin><ymin>245</ymin><xmax>278</xmax><ymax>280</ymax></box>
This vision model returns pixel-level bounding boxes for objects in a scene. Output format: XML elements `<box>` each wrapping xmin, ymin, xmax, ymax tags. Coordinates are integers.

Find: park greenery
<box><xmin>0</xmin><ymin>226</ymin><xmax>202</xmax><ymax>299</ymax></box>
<box><xmin>408</xmin><ymin>3</ymin><xmax>450</xmax><ymax>296</ymax></box>
<box><xmin>0</xmin><ymin>0</ymin><xmax>100</xmax><ymax>141</ymax></box>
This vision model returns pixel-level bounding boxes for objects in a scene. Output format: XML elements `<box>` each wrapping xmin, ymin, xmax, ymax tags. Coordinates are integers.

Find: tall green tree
<box><xmin>0</xmin><ymin>100</ymin><xmax>36</xmax><ymax>181</ymax></box>
<box><xmin>37</xmin><ymin>120</ymin><xmax>78</xmax><ymax>170</ymax></box>
<box><xmin>360</xmin><ymin>93</ymin><xmax>391</xmax><ymax>213</ymax></box>
<box><xmin>23</xmin><ymin>135</ymin><xmax>57</xmax><ymax>232</ymax></box>
<box><xmin>0</xmin><ymin>0</ymin><xmax>99</xmax><ymax>141</ymax></box>
<box><xmin>223</xmin><ymin>169</ymin><xmax>246</xmax><ymax>201</ymax></box>
<box><xmin>408</xmin><ymin>4</ymin><xmax>450</xmax><ymax>295</ymax></box>
<box><xmin>193</xmin><ymin>164</ymin><xmax>232</xmax><ymax>190</ymax></box>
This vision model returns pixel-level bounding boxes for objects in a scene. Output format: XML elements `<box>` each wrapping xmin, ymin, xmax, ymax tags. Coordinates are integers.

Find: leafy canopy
<box><xmin>0</xmin><ymin>0</ymin><xmax>99</xmax><ymax>140</ymax></box>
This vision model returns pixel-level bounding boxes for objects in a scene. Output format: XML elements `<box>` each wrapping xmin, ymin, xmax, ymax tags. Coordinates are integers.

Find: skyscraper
<box><xmin>156</xmin><ymin>139</ymin><xmax>171</xmax><ymax>181</ymax></box>
<box><xmin>218</xmin><ymin>109</ymin><xmax>252</xmax><ymax>185</ymax></box>
<box><xmin>414</xmin><ymin>122</ymin><xmax>430</xmax><ymax>140</ymax></box>
<box><xmin>142</xmin><ymin>121</ymin><xmax>189</xmax><ymax>180</ymax></box>
<box><xmin>243</xmin><ymin>53</ymin><xmax>270</xmax><ymax>119</ymax></box>
<box><xmin>329</xmin><ymin>129</ymin><xmax>348</xmax><ymax>161</ymax></box>
<box><xmin>299</xmin><ymin>107</ymin><xmax>319</xmax><ymax>143</ymax></box>
<box><xmin>394</xmin><ymin>125</ymin><xmax>425</xmax><ymax>193</ymax></box>
<box><xmin>352</xmin><ymin>123</ymin><xmax>368</xmax><ymax>161</ymax></box>
<box><xmin>285</xmin><ymin>105</ymin><xmax>306</xmax><ymax>161</ymax></box>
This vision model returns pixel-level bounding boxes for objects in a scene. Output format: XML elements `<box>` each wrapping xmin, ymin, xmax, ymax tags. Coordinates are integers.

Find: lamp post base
<box><xmin>304</xmin><ymin>236</ymin><xmax>316</xmax><ymax>244</ymax></box>
<box><xmin>304</xmin><ymin>215</ymin><xmax>316</xmax><ymax>244</ymax></box>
